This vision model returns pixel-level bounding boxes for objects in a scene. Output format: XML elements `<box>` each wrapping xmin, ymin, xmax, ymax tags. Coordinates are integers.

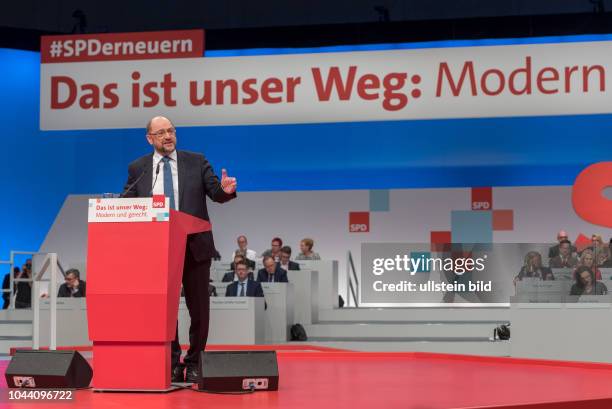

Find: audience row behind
<box><xmin>232</xmin><ymin>236</ymin><xmax>321</xmax><ymax>263</ymax></box>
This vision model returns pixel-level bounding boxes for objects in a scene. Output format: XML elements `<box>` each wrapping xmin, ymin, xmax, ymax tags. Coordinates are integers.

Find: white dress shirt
<box><xmin>152</xmin><ymin>150</ymin><xmax>179</xmax><ymax>210</ymax></box>
<box><xmin>232</xmin><ymin>248</ymin><xmax>257</xmax><ymax>261</ymax></box>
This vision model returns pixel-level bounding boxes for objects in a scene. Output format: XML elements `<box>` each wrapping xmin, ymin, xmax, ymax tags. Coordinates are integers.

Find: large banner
<box><xmin>40</xmin><ymin>30</ymin><xmax>612</xmax><ymax>130</ymax></box>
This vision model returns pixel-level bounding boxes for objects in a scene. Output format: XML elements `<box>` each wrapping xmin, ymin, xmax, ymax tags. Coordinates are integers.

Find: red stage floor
<box><xmin>3</xmin><ymin>346</ymin><xmax>612</xmax><ymax>409</ymax></box>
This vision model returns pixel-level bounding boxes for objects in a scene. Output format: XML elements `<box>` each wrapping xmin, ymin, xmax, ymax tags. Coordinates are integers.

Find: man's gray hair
<box><xmin>146</xmin><ymin>116</ymin><xmax>174</xmax><ymax>133</ymax></box>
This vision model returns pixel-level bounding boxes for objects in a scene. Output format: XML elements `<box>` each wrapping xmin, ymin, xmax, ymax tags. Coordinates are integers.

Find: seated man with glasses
<box><xmin>223</xmin><ymin>254</ymin><xmax>254</xmax><ymax>282</ymax></box>
<box><xmin>58</xmin><ymin>269</ymin><xmax>86</xmax><ymax>298</ymax></box>
<box><xmin>225</xmin><ymin>261</ymin><xmax>264</xmax><ymax>297</ymax></box>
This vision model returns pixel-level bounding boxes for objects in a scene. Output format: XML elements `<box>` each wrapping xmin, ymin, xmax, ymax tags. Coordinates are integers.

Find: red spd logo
<box><xmin>472</xmin><ymin>187</ymin><xmax>492</xmax><ymax>210</ymax></box>
<box><xmin>472</xmin><ymin>201</ymin><xmax>490</xmax><ymax>210</ymax></box>
<box><xmin>152</xmin><ymin>195</ymin><xmax>166</xmax><ymax>208</ymax></box>
<box><xmin>349</xmin><ymin>212</ymin><xmax>370</xmax><ymax>233</ymax></box>
<box><xmin>572</xmin><ymin>162</ymin><xmax>612</xmax><ymax>228</ymax></box>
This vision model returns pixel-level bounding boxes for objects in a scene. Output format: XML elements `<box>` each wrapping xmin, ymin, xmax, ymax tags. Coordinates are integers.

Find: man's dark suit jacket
<box><xmin>256</xmin><ymin>267</ymin><xmax>289</xmax><ymax>283</ymax></box>
<box><xmin>225</xmin><ymin>279</ymin><xmax>264</xmax><ymax>297</ymax></box>
<box><xmin>548</xmin><ymin>244</ymin><xmax>577</xmax><ymax>259</ymax></box>
<box><xmin>222</xmin><ymin>271</ymin><xmax>254</xmax><ymax>282</ymax></box>
<box><xmin>123</xmin><ymin>150</ymin><xmax>236</xmax><ymax>260</ymax></box>
<box><xmin>57</xmin><ymin>281</ymin><xmax>87</xmax><ymax>298</ymax></box>
<box><xmin>278</xmin><ymin>261</ymin><xmax>300</xmax><ymax>271</ymax></box>
<box><xmin>549</xmin><ymin>255</ymin><xmax>578</xmax><ymax>269</ymax></box>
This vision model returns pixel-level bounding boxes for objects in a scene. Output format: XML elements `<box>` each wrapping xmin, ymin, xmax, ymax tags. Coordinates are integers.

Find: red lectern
<box><xmin>86</xmin><ymin>197</ymin><xmax>211</xmax><ymax>391</ymax></box>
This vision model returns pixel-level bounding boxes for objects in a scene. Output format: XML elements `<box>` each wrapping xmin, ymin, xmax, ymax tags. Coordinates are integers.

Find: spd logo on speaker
<box><xmin>152</xmin><ymin>195</ymin><xmax>166</xmax><ymax>208</ymax></box>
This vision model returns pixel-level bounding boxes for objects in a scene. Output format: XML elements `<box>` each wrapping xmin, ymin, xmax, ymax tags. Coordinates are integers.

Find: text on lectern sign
<box><xmin>88</xmin><ymin>197</ymin><xmax>169</xmax><ymax>223</ymax></box>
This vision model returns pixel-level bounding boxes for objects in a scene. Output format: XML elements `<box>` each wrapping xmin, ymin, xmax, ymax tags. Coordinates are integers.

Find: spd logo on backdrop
<box><xmin>349</xmin><ymin>212</ymin><xmax>370</xmax><ymax>233</ymax></box>
<box><xmin>471</xmin><ymin>187</ymin><xmax>492</xmax><ymax>210</ymax></box>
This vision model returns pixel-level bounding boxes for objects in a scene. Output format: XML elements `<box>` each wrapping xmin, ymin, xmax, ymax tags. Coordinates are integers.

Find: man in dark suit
<box><xmin>549</xmin><ymin>239</ymin><xmax>578</xmax><ymax>269</ymax></box>
<box><xmin>57</xmin><ymin>269</ymin><xmax>86</xmax><ymax>298</ymax></box>
<box><xmin>225</xmin><ymin>261</ymin><xmax>264</xmax><ymax>297</ymax></box>
<box><xmin>222</xmin><ymin>254</ymin><xmax>254</xmax><ymax>282</ymax></box>
<box><xmin>279</xmin><ymin>246</ymin><xmax>300</xmax><ymax>271</ymax></box>
<box><xmin>123</xmin><ymin>116</ymin><xmax>237</xmax><ymax>383</ymax></box>
<box><xmin>257</xmin><ymin>256</ymin><xmax>289</xmax><ymax>283</ymax></box>
<box><xmin>548</xmin><ymin>230</ymin><xmax>577</xmax><ymax>259</ymax></box>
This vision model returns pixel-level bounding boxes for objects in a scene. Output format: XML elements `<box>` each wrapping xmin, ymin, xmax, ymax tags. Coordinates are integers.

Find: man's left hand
<box><xmin>221</xmin><ymin>168</ymin><xmax>237</xmax><ymax>194</ymax></box>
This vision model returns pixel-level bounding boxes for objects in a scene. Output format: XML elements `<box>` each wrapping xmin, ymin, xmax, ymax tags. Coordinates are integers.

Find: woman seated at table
<box><xmin>296</xmin><ymin>238</ymin><xmax>321</xmax><ymax>260</ymax></box>
<box><xmin>574</xmin><ymin>249</ymin><xmax>602</xmax><ymax>280</ymax></box>
<box><xmin>514</xmin><ymin>251</ymin><xmax>554</xmax><ymax>283</ymax></box>
<box><xmin>570</xmin><ymin>266</ymin><xmax>608</xmax><ymax>296</ymax></box>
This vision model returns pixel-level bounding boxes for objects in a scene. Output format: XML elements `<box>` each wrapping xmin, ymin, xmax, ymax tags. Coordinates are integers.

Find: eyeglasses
<box><xmin>148</xmin><ymin>127</ymin><xmax>176</xmax><ymax>138</ymax></box>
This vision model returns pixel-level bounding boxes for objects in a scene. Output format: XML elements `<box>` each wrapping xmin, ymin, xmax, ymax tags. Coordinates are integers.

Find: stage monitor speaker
<box><xmin>198</xmin><ymin>350</ymin><xmax>278</xmax><ymax>392</ymax></box>
<box><xmin>5</xmin><ymin>350</ymin><xmax>93</xmax><ymax>389</ymax></box>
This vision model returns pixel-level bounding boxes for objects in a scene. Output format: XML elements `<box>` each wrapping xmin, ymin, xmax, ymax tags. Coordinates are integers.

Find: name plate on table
<box><xmin>210</xmin><ymin>298</ymin><xmax>251</xmax><ymax>309</ymax></box>
<box><xmin>88</xmin><ymin>196</ymin><xmax>170</xmax><ymax>223</ymax></box>
<box><xmin>516</xmin><ymin>280</ymin><xmax>568</xmax><ymax>293</ymax></box>
<box><xmin>41</xmin><ymin>298</ymin><xmax>87</xmax><ymax>310</ymax></box>
<box><xmin>261</xmin><ymin>283</ymin><xmax>287</xmax><ymax>294</ymax></box>
<box><xmin>571</xmin><ymin>295</ymin><xmax>612</xmax><ymax>306</ymax></box>
<box><xmin>551</xmin><ymin>268</ymin><xmax>573</xmax><ymax>280</ymax></box>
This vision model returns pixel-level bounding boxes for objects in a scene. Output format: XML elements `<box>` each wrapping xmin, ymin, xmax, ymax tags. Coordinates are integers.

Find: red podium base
<box><xmin>92</xmin><ymin>341</ymin><xmax>173</xmax><ymax>391</ymax></box>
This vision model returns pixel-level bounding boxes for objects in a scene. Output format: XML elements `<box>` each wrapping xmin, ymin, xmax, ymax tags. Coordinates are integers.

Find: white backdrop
<box><xmin>39</xmin><ymin>186</ymin><xmax>611</xmax><ymax>301</ymax></box>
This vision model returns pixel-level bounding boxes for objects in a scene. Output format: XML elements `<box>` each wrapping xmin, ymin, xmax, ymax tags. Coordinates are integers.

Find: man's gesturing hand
<box><xmin>221</xmin><ymin>168</ymin><xmax>237</xmax><ymax>194</ymax></box>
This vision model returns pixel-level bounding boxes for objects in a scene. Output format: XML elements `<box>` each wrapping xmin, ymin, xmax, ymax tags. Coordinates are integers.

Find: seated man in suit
<box><xmin>261</xmin><ymin>237</ymin><xmax>283</xmax><ymax>262</ymax></box>
<box><xmin>549</xmin><ymin>239</ymin><xmax>579</xmax><ymax>268</ymax></box>
<box><xmin>222</xmin><ymin>254</ymin><xmax>254</xmax><ymax>282</ymax></box>
<box><xmin>257</xmin><ymin>256</ymin><xmax>289</xmax><ymax>283</ymax></box>
<box><xmin>230</xmin><ymin>254</ymin><xmax>255</xmax><ymax>271</ymax></box>
<box><xmin>225</xmin><ymin>261</ymin><xmax>264</xmax><ymax>297</ymax></box>
<box><xmin>58</xmin><ymin>269</ymin><xmax>86</xmax><ymax>298</ymax></box>
<box><xmin>279</xmin><ymin>246</ymin><xmax>300</xmax><ymax>271</ymax></box>
<box><xmin>548</xmin><ymin>230</ymin><xmax>577</xmax><ymax>259</ymax></box>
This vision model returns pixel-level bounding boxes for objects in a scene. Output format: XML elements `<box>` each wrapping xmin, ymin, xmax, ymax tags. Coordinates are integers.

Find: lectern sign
<box><xmin>88</xmin><ymin>197</ymin><xmax>169</xmax><ymax>223</ymax></box>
